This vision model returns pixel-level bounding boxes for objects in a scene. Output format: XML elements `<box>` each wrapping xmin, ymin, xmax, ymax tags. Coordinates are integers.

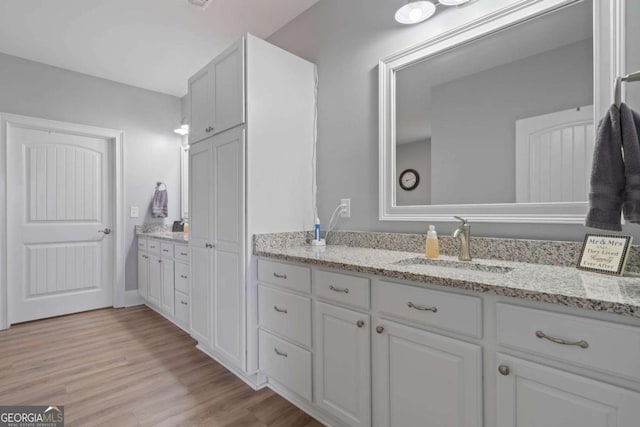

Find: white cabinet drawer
<box><xmin>375</xmin><ymin>281</ymin><xmax>482</xmax><ymax>338</ymax></box>
<box><xmin>258</xmin><ymin>259</ymin><xmax>311</xmax><ymax>294</ymax></box>
<box><xmin>147</xmin><ymin>239</ymin><xmax>161</xmax><ymax>255</ymax></box>
<box><xmin>174</xmin><ymin>262</ymin><xmax>190</xmax><ymax>294</ymax></box>
<box><xmin>160</xmin><ymin>242</ymin><xmax>174</xmax><ymax>258</ymax></box>
<box><xmin>259</xmin><ymin>329</ymin><xmax>312</xmax><ymax>401</ymax></box>
<box><xmin>175</xmin><ymin>290</ymin><xmax>189</xmax><ymax>325</ymax></box>
<box><xmin>259</xmin><ymin>285</ymin><xmax>311</xmax><ymax>347</ymax></box>
<box><xmin>175</xmin><ymin>245</ymin><xmax>189</xmax><ymax>261</ymax></box>
<box><xmin>497</xmin><ymin>303</ymin><xmax>640</xmax><ymax>381</ymax></box>
<box><xmin>138</xmin><ymin>238</ymin><xmax>147</xmax><ymax>251</ymax></box>
<box><xmin>314</xmin><ymin>270</ymin><xmax>370</xmax><ymax>310</ymax></box>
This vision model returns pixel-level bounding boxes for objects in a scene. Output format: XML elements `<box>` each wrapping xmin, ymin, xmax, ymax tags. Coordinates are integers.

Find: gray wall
<box><xmin>0</xmin><ymin>52</ymin><xmax>182</xmax><ymax>291</ymax></box>
<box><xmin>430</xmin><ymin>40</ymin><xmax>592</xmax><ymax>205</ymax></box>
<box><xmin>396</xmin><ymin>140</ymin><xmax>430</xmax><ymax>206</ymax></box>
<box><xmin>269</xmin><ymin>0</ymin><xmax>640</xmax><ymax>242</ymax></box>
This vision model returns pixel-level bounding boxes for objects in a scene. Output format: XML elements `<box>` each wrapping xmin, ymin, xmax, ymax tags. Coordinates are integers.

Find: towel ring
<box><xmin>613</xmin><ymin>70</ymin><xmax>640</xmax><ymax>108</ymax></box>
<box><xmin>156</xmin><ymin>182</ymin><xmax>167</xmax><ymax>191</ymax></box>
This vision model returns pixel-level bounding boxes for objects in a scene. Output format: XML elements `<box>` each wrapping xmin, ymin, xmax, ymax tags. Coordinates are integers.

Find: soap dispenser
<box><xmin>425</xmin><ymin>225</ymin><xmax>439</xmax><ymax>259</ymax></box>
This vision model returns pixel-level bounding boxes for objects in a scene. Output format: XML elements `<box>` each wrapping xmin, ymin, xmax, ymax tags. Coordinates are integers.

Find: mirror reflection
<box><xmin>395</xmin><ymin>1</ymin><xmax>593</xmax><ymax>207</ymax></box>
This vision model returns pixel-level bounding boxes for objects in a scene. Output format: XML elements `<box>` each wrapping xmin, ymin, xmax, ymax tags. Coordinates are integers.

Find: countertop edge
<box><xmin>255</xmin><ymin>249</ymin><xmax>640</xmax><ymax>319</ymax></box>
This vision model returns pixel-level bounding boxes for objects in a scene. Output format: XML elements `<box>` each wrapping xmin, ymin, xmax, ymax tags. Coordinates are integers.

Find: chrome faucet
<box><xmin>452</xmin><ymin>216</ymin><xmax>472</xmax><ymax>261</ymax></box>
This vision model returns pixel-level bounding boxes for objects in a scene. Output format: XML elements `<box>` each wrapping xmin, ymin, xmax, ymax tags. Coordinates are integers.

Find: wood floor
<box><xmin>0</xmin><ymin>306</ymin><xmax>323</xmax><ymax>427</ymax></box>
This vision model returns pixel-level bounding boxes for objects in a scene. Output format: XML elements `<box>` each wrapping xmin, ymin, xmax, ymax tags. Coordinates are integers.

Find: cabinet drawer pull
<box><xmin>273</xmin><ymin>273</ymin><xmax>287</xmax><ymax>279</ymax></box>
<box><xmin>498</xmin><ymin>365</ymin><xmax>510</xmax><ymax>376</ymax></box>
<box><xmin>180</xmin><ymin>275</ymin><xmax>188</xmax><ymax>279</ymax></box>
<box><xmin>181</xmin><ymin>300</ymin><xmax>188</xmax><ymax>305</ymax></box>
<box><xmin>535</xmin><ymin>330</ymin><xmax>589</xmax><ymax>349</ymax></box>
<box><xmin>180</xmin><ymin>252</ymin><xmax>188</xmax><ymax>256</ymax></box>
<box><xmin>163</xmin><ymin>249</ymin><xmax>169</xmax><ymax>252</ymax></box>
<box><xmin>274</xmin><ymin>306</ymin><xmax>288</xmax><ymax>314</ymax></box>
<box><xmin>357</xmin><ymin>320</ymin><xmax>365</xmax><ymax>328</ymax></box>
<box><xmin>274</xmin><ymin>348</ymin><xmax>288</xmax><ymax>358</ymax></box>
<box><xmin>408</xmin><ymin>302</ymin><xmax>438</xmax><ymax>313</ymax></box>
<box><xmin>329</xmin><ymin>285</ymin><xmax>349</xmax><ymax>294</ymax></box>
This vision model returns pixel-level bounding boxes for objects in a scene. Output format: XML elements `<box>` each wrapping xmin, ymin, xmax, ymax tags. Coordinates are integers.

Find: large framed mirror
<box><xmin>379</xmin><ymin>0</ymin><xmax>619</xmax><ymax>223</ymax></box>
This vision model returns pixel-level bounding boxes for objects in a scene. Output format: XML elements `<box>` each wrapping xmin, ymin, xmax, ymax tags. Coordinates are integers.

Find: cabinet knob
<box><xmin>181</xmin><ymin>300</ymin><xmax>188</xmax><ymax>305</ymax></box>
<box><xmin>158</xmin><ymin>260</ymin><xmax>162</xmax><ymax>263</ymax></box>
<box><xmin>180</xmin><ymin>275</ymin><xmax>188</xmax><ymax>279</ymax></box>
<box><xmin>356</xmin><ymin>320</ymin><xmax>365</xmax><ymax>328</ymax></box>
<box><xmin>498</xmin><ymin>365</ymin><xmax>510</xmax><ymax>376</ymax></box>
<box><xmin>376</xmin><ymin>326</ymin><xmax>384</xmax><ymax>334</ymax></box>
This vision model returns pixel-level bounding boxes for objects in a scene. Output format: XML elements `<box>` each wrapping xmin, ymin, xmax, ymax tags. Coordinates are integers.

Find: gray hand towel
<box><xmin>152</xmin><ymin>189</ymin><xmax>168</xmax><ymax>218</ymax></box>
<box><xmin>621</xmin><ymin>103</ymin><xmax>640</xmax><ymax>223</ymax></box>
<box><xmin>585</xmin><ymin>105</ymin><xmax>624</xmax><ymax>231</ymax></box>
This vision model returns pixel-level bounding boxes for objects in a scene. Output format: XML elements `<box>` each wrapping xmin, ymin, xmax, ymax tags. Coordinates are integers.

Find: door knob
<box><xmin>99</xmin><ymin>228</ymin><xmax>112</xmax><ymax>235</ymax></box>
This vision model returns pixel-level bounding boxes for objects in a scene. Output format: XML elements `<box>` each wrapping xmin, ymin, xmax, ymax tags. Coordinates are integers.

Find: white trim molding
<box><xmin>379</xmin><ymin>0</ymin><xmax>623</xmax><ymax>224</ymax></box>
<box><xmin>0</xmin><ymin>113</ymin><xmax>126</xmax><ymax>329</ymax></box>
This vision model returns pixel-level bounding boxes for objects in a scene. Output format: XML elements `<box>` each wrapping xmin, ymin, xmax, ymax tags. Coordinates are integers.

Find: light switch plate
<box><xmin>130</xmin><ymin>206</ymin><xmax>139</xmax><ymax>218</ymax></box>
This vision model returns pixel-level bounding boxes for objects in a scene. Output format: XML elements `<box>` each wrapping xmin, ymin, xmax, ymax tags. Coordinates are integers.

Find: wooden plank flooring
<box><xmin>0</xmin><ymin>306</ymin><xmax>323</xmax><ymax>427</ymax></box>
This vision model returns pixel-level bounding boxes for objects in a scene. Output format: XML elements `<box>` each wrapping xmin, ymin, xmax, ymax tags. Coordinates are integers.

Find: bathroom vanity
<box><xmin>253</xmin><ymin>232</ymin><xmax>640</xmax><ymax>427</ymax></box>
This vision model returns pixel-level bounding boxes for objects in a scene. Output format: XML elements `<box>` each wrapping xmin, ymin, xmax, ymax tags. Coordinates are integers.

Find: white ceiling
<box><xmin>0</xmin><ymin>0</ymin><xmax>319</xmax><ymax>97</ymax></box>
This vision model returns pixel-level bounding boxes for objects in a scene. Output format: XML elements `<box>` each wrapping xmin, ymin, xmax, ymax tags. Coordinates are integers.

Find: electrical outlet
<box><xmin>130</xmin><ymin>206</ymin><xmax>139</xmax><ymax>218</ymax></box>
<box><xmin>340</xmin><ymin>199</ymin><xmax>351</xmax><ymax>218</ymax></box>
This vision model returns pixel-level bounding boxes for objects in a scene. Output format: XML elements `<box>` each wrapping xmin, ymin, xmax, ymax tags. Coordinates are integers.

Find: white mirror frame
<box><xmin>379</xmin><ymin>0</ymin><xmax>626</xmax><ymax>223</ymax></box>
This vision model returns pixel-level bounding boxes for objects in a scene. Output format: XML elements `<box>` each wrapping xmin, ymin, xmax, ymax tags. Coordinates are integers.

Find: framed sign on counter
<box><xmin>577</xmin><ymin>234</ymin><xmax>633</xmax><ymax>276</ymax></box>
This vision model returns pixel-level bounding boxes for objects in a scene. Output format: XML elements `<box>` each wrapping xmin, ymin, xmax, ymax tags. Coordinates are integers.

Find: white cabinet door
<box><xmin>161</xmin><ymin>258</ymin><xmax>174</xmax><ymax>315</ymax></box>
<box><xmin>211</xmin><ymin>127</ymin><xmax>245</xmax><ymax>369</ymax></box>
<box><xmin>496</xmin><ymin>354</ymin><xmax>640</xmax><ymax>427</ymax></box>
<box><xmin>188</xmin><ymin>63</ymin><xmax>213</xmax><ymax>144</ymax></box>
<box><xmin>373</xmin><ymin>319</ymin><xmax>482</xmax><ymax>427</ymax></box>
<box><xmin>189</xmin><ymin>141</ymin><xmax>213</xmax><ymax>347</ymax></box>
<box><xmin>314</xmin><ymin>302</ymin><xmax>371</xmax><ymax>427</ymax></box>
<box><xmin>148</xmin><ymin>255</ymin><xmax>161</xmax><ymax>307</ymax></box>
<box><xmin>211</xmin><ymin>39</ymin><xmax>245</xmax><ymax>135</ymax></box>
<box><xmin>138</xmin><ymin>253</ymin><xmax>149</xmax><ymax>300</ymax></box>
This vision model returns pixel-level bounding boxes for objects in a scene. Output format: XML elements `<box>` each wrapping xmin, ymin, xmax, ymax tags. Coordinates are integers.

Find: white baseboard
<box><xmin>123</xmin><ymin>290</ymin><xmax>144</xmax><ymax>307</ymax></box>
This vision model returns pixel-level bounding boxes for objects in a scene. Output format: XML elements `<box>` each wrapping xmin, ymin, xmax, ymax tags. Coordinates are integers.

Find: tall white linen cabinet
<box><xmin>187</xmin><ymin>34</ymin><xmax>314</xmax><ymax>380</ymax></box>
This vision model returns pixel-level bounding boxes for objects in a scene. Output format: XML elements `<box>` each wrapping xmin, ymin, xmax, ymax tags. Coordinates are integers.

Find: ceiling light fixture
<box><xmin>174</xmin><ymin>119</ymin><xmax>190</xmax><ymax>136</ymax></box>
<box><xmin>187</xmin><ymin>0</ymin><xmax>212</xmax><ymax>10</ymax></box>
<box><xmin>395</xmin><ymin>0</ymin><xmax>472</xmax><ymax>25</ymax></box>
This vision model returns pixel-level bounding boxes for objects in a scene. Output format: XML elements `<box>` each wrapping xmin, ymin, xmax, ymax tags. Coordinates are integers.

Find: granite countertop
<box><xmin>255</xmin><ymin>244</ymin><xmax>640</xmax><ymax>318</ymax></box>
<box><xmin>137</xmin><ymin>231</ymin><xmax>188</xmax><ymax>244</ymax></box>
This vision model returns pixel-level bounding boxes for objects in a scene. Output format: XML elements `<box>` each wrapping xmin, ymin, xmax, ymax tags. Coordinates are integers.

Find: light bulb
<box><xmin>395</xmin><ymin>1</ymin><xmax>436</xmax><ymax>24</ymax></box>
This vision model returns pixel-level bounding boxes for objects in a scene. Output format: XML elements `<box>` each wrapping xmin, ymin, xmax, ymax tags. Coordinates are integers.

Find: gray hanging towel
<box><xmin>152</xmin><ymin>189</ymin><xmax>168</xmax><ymax>218</ymax></box>
<box><xmin>621</xmin><ymin>103</ymin><xmax>640</xmax><ymax>223</ymax></box>
<box><xmin>585</xmin><ymin>105</ymin><xmax>624</xmax><ymax>231</ymax></box>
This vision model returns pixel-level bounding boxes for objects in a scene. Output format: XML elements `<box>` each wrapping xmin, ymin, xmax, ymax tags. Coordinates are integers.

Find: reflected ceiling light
<box><xmin>395</xmin><ymin>0</ymin><xmax>474</xmax><ymax>25</ymax></box>
<box><xmin>395</xmin><ymin>1</ymin><xmax>436</xmax><ymax>25</ymax></box>
<box><xmin>439</xmin><ymin>0</ymin><xmax>470</xmax><ymax>6</ymax></box>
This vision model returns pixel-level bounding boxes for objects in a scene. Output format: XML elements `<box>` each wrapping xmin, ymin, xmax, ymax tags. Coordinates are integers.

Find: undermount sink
<box><xmin>395</xmin><ymin>257</ymin><xmax>514</xmax><ymax>274</ymax></box>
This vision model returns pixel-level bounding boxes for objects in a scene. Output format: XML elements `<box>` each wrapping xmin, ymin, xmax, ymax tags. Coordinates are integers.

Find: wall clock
<box><xmin>399</xmin><ymin>169</ymin><xmax>420</xmax><ymax>191</ymax></box>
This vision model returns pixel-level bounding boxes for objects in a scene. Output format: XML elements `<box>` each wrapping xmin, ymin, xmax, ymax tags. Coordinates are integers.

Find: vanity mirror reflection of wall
<box><xmin>394</xmin><ymin>0</ymin><xmax>593</xmax><ymax>207</ymax></box>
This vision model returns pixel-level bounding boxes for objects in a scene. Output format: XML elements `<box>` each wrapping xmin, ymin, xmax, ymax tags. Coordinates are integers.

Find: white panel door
<box><xmin>373</xmin><ymin>319</ymin><xmax>482</xmax><ymax>427</ymax></box>
<box><xmin>7</xmin><ymin>125</ymin><xmax>114</xmax><ymax>323</ymax></box>
<box><xmin>188</xmin><ymin>63</ymin><xmax>213</xmax><ymax>144</ymax></box>
<box><xmin>148</xmin><ymin>255</ymin><xmax>161</xmax><ymax>307</ymax></box>
<box><xmin>516</xmin><ymin>106</ymin><xmax>594</xmax><ymax>203</ymax></box>
<box><xmin>314</xmin><ymin>302</ymin><xmax>371</xmax><ymax>427</ymax></box>
<box><xmin>161</xmin><ymin>257</ymin><xmax>174</xmax><ymax>315</ymax></box>
<box><xmin>211</xmin><ymin>127</ymin><xmax>245</xmax><ymax>368</ymax></box>
<box><xmin>496</xmin><ymin>354</ymin><xmax>640</xmax><ymax>427</ymax></box>
<box><xmin>138</xmin><ymin>253</ymin><xmax>149</xmax><ymax>300</ymax></box>
<box><xmin>189</xmin><ymin>140</ymin><xmax>212</xmax><ymax>347</ymax></box>
<box><xmin>211</xmin><ymin>38</ymin><xmax>245</xmax><ymax>136</ymax></box>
